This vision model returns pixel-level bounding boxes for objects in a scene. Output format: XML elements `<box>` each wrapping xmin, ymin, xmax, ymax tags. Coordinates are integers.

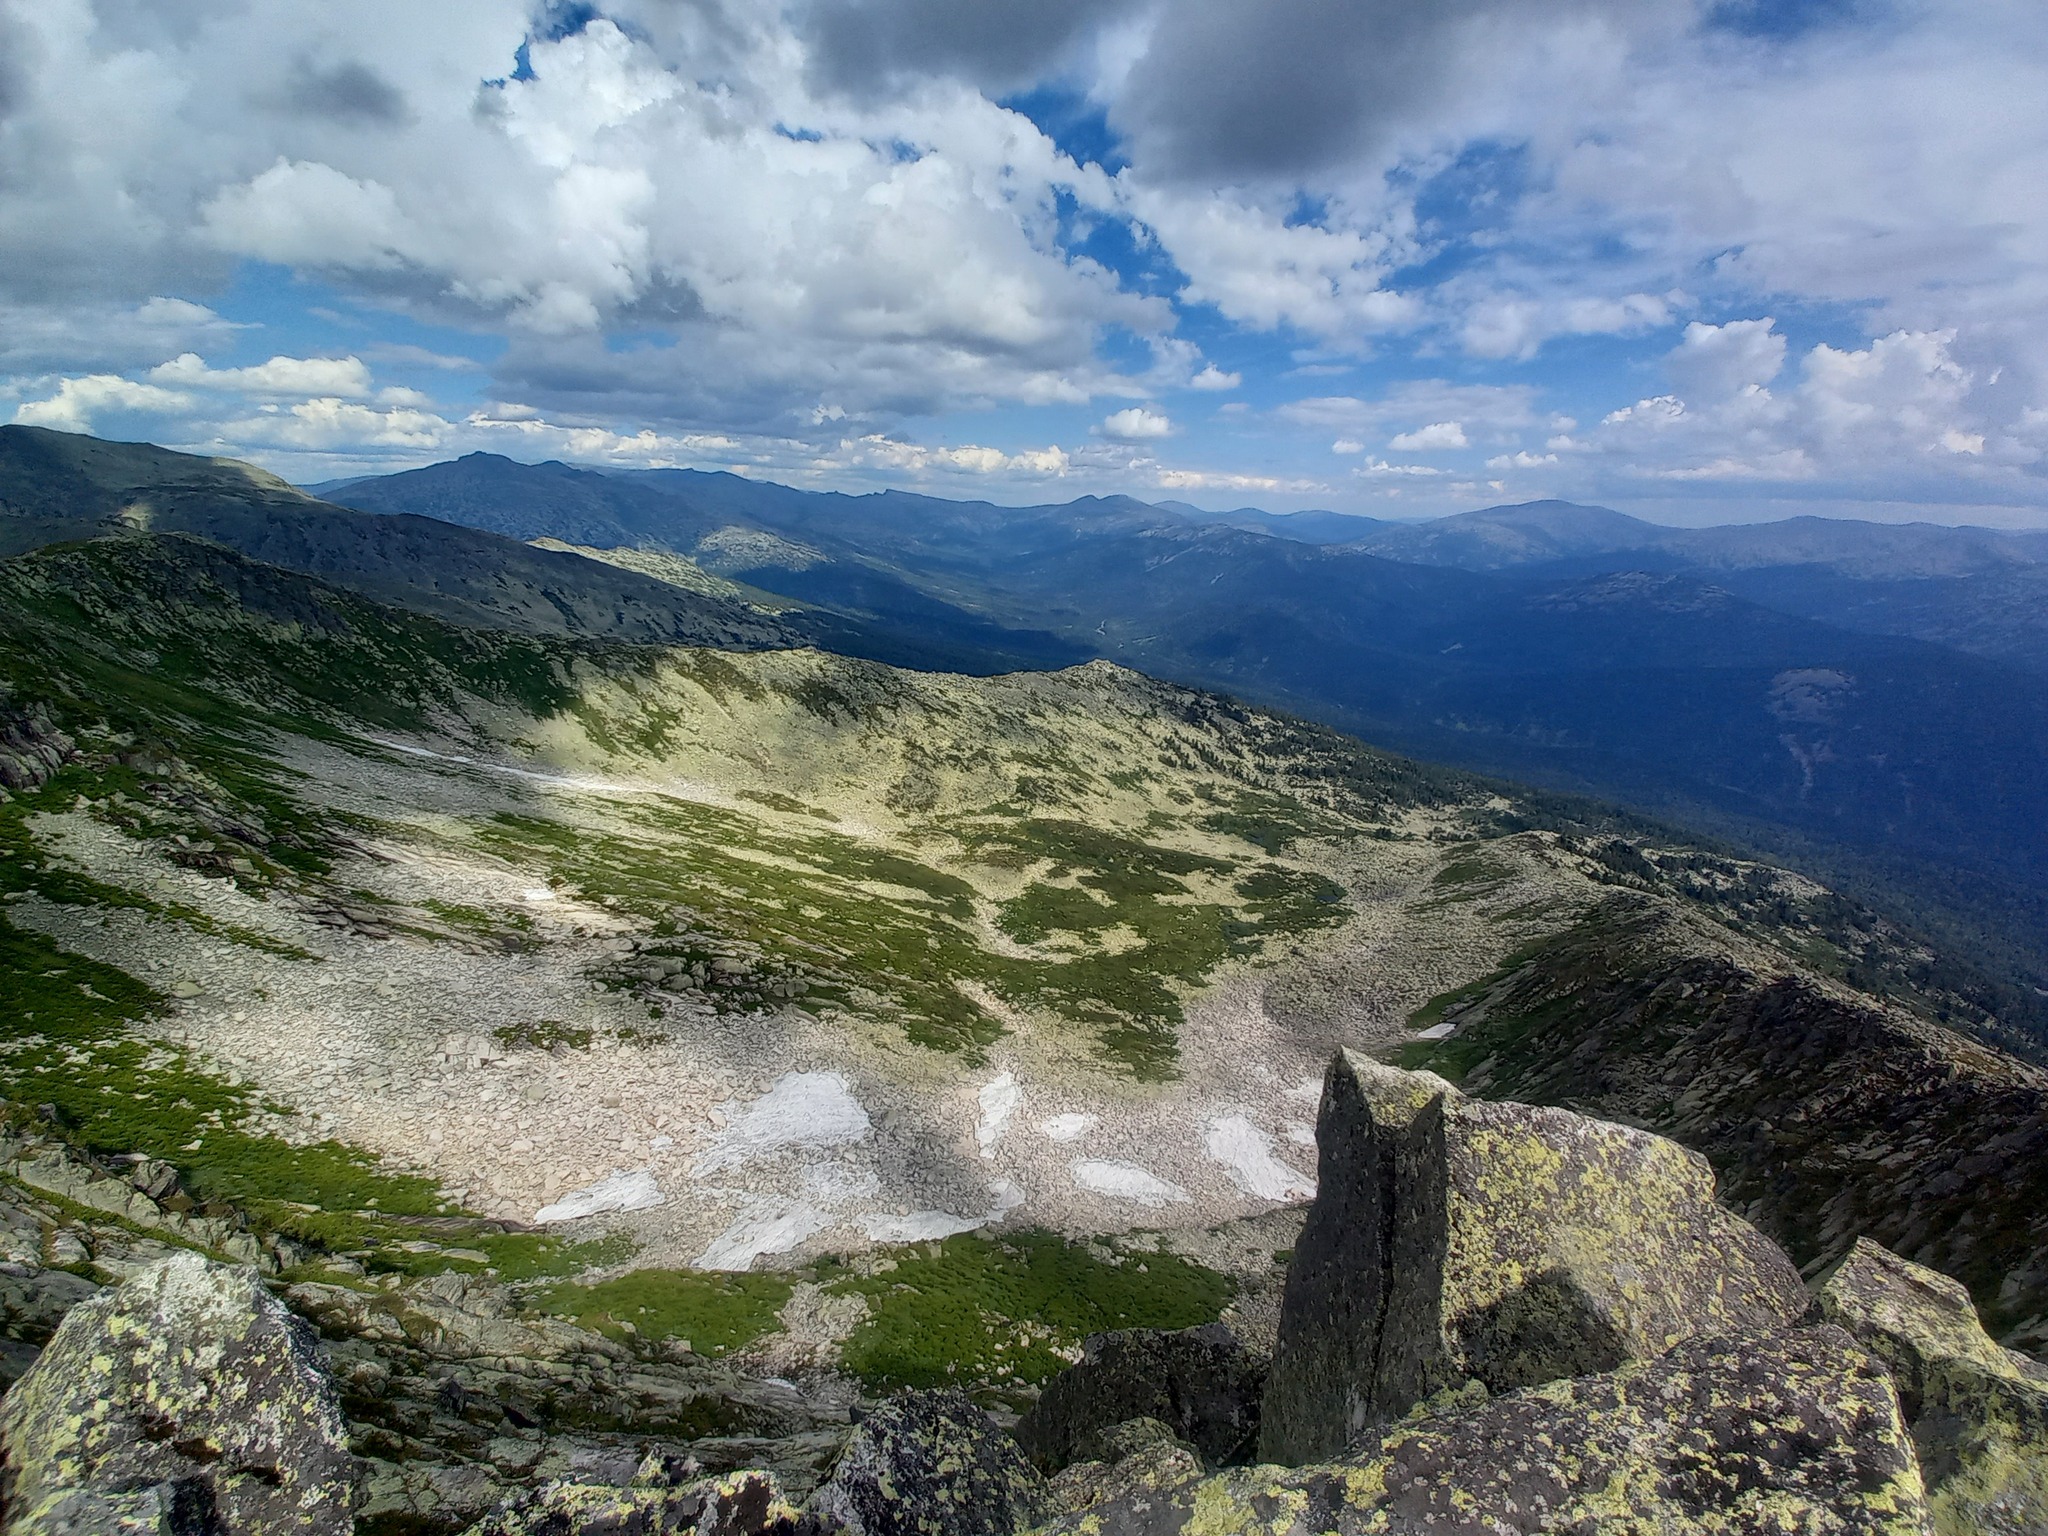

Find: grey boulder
<box><xmin>806</xmin><ymin>1390</ymin><xmax>1047</xmax><ymax>1536</ymax></box>
<box><xmin>0</xmin><ymin>1251</ymin><xmax>353</xmax><ymax>1536</ymax></box>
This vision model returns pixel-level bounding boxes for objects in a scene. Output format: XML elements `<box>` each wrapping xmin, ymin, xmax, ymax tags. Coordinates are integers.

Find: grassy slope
<box><xmin>6</xmin><ymin>531</ymin><xmax>2038</xmax><ymax>1388</ymax></box>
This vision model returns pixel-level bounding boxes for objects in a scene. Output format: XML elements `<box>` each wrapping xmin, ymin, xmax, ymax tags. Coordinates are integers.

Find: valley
<box><xmin>7</xmin><ymin>457</ymin><xmax>2048</xmax><ymax>1531</ymax></box>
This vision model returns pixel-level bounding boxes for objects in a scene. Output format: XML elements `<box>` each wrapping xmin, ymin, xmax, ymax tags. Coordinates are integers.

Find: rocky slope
<box><xmin>7</xmin><ymin>524</ymin><xmax>2048</xmax><ymax>1528</ymax></box>
<box><xmin>3</xmin><ymin>1057</ymin><xmax>2041</xmax><ymax>1534</ymax></box>
<box><xmin>1393</xmin><ymin>898</ymin><xmax>2048</xmax><ymax>1346</ymax></box>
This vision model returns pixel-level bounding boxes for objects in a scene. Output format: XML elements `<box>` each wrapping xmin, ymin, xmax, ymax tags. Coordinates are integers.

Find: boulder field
<box><xmin>3</xmin><ymin>1056</ymin><xmax>2044</xmax><ymax>1535</ymax></box>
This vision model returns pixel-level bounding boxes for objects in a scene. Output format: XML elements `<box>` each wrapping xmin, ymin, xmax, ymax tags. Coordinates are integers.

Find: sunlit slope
<box><xmin>0</xmin><ymin>533</ymin><xmax>1476</xmax><ymax>1076</ymax></box>
<box><xmin>7</xmin><ymin>531</ymin><xmax>2026</xmax><ymax>1279</ymax></box>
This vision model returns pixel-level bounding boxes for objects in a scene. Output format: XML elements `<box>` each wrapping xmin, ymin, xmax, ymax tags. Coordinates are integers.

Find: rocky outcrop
<box><xmin>1259</xmin><ymin>1051</ymin><xmax>1809</xmax><ymax>1464</ymax></box>
<box><xmin>1012</xmin><ymin>1324</ymin><xmax>1263</xmax><ymax>1472</ymax></box>
<box><xmin>0</xmin><ymin>699</ymin><xmax>75</xmax><ymax>796</ymax></box>
<box><xmin>1039</xmin><ymin>1421</ymin><xmax>1204</xmax><ymax>1521</ymax></box>
<box><xmin>0</xmin><ymin>1252</ymin><xmax>354</xmax><ymax>1536</ymax></box>
<box><xmin>0</xmin><ymin>1136</ymin><xmax>280</xmax><ymax>1273</ymax></box>
<box><xmin>1412</xmin><ymin>900</ymin><xmax>2048</xmax><ymax>1344</ymax></box>
<box><xmin>806</xmin><ymin>1390</ymin><xmax>1047</xmax><ymax>1536</ymax></box>
<box><xmin>1031</xmin><ymin>1325</ymin><xmax>1929</xmax><ymax>1535</ymax></box>
<box><xmin>1819</xmin><ymin>1238</ymin><xmax>2048</xmax><ymax>1535</ymax></box>
<box><xmin>292</xmin><ymin>1272</ymin><xmax>847</xmax><ymax>1535</ymax></box>
<box><xmin>462</xmin><ymin>1470</ymin><xmax>798</xmax><ymax>1536</ymax></box>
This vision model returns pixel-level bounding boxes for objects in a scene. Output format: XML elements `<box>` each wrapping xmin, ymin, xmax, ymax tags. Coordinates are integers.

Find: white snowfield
<box><xmin>692</xmin><ymin>1071</ymin><xmax>873</xmax><ymax>1176</ymax></box>
<box><xmin>1071</xmin><ymin>1158</ymin><xmax>1190</xmax><ymax>1207</ymax></box>
<box><xmin>534</xmin><ymin>1168</ymin><xmax>664</xmax><ymax>1224</ymax></box>
<box><xmin>1203</xmin><ymin>1114</ymin><xmax>1316</xmax><ymax>1201</ymax></box>
<box><xmin>695</xmin><ymin>1195</ymin><xmax>833</xmax><ymax>1270</ymax></box>
<box><xmin>976</xmin><ymin>1072</ymin><xmax>1024</xmax><ymax>1156</ymax></box>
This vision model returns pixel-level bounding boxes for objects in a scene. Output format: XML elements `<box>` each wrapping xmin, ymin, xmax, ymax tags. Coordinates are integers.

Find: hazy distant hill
<box><xmin>1336</xmin><ymin>498</ymin><xmax>2048</xmax><ymax>673</ymax></box>
<box><xmin>0</xmin><ymin>428</ymin><xmax>1089</xmax><ymax>674</ymax></box>
<box><xmin>0</xmin><ymin>427</ymin><xmax>797</xmax><ymax>649</ymax></box>
<box><xmin>322</xmin><ymin>452</ymin><xmax>2048</xmax><ymax>921</ymax></box>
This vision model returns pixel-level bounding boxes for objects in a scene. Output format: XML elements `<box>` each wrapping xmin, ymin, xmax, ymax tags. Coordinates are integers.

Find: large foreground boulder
<box><xmin>1031</xmin><ymin>1325</ymin><xmax>1929</xmax><ymax>1535</ymax></box>
<box><xmin>0</xmin><ymin>1251</ymin><xmax>353</xmax><ymax>1536</ymax></box>
<box><xmin>1260</xmin><ymin>1052</ymin><xmax>1810</xmax><ymax>1463</ymax></box>
<box><xmin>806</xmin><ymin>1390</ymin><xmax>1047</xmax><ymax>1536</ymax></box>
<box><xmin>1013</xmin><ymin>1325</ymin><xmax>1263</xmax><ymax>1472</ymax></box>
<box><xmin>1819</xmin><ymin>1238</ymin><xmax>2048</xmax><ymax>1536</ymax></box>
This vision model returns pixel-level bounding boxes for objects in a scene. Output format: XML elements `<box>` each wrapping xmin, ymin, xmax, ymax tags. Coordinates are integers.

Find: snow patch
<box><xmin>1071</xmin><ymin>1159</ymin><xmax>1189</xmax><ymax>1207</ymax></box>
<box><xmin>521</xmin><ymin>887</ymin><xmax>556</xmax><ymax>903</ymax></box>
<box><xmin>1283</xmin><ymin>1119</ymin><xmax>1316</xmax><ymax>1148</ymax></box>
<box><xmin>692</xmin><ymin>1072</ymin><xmax>871</xmax><ymax>1175</ymax></box>
<box><xmin>1204</xmin><ymin>1114</ymin><xmax>1315</xmax><ymax>1201</ymax></box>
<box><xmin>976</xmin><ymin>1072</ymin><xmax>1022</xmax><ymax>1157</ymax></box>
<box><xmin>1414</xmin><ymin>1020</ymin><xmax>1457</xmax><ymax>1040</ymax></box>
<box><xmin>857</xmin><ymin>1179</ymin><xmax>1029</xmax><ymax>1243</ymax></box>
<box><xmin>1038</xmin><ymin>1113</ymin><xmax>1097</xmax><ymax>1143</ymax></box>
<box><xmin>859</xmin><ymin>1209</ymin><xmax>986</xmax><ymax>1243</ymax></box>
<box><xmin>533</xmin><ymin>1169</ymin><xmax>663</xmax><ymax>1224</ymax></box>
<box><xmin>696</xmin><ymin>1197</ymin><xmax>832</xmax><ymax>1271</ymax></box>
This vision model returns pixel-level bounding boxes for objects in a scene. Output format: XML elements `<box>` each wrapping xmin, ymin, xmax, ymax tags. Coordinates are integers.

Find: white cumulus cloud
<box><xmin>1099</xmin><ymin>406</ymin><xmax>1174</xmax><ymax>441</ymax></box>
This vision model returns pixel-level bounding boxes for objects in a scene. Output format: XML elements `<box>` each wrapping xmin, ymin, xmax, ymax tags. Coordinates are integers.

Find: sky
<box><xmin>2</xmin><ymin>0</ymin><xmax>2046</xmax><ymax>524</ymax></box>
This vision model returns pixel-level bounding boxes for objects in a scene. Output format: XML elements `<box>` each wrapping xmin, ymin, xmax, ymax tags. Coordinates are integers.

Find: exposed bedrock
<box><xmin>0</xmin><ymin>1251</ymin><xmax>354</xmax><ymax>1536</ymax></box>
<box><xmin>1258</xmin><ymin>1050</ymin><xmax>1809</xmax><ymax>1464</ymax></box>
<box><xmin>1030</xmin><ymin>1326</ymin><xmax>1928</xmax><ymax>1536</ymax></box>
<box><xmin>1819</xmin><ymin>1237</ymin><xmax>2048</xmax><ymax>1536</ymax></box>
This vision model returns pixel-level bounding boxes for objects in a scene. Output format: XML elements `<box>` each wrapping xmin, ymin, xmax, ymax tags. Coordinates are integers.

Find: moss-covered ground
<box><xmin>826</xmin><ymin>1230</ymin><xmax>1234</xmax><ymax>1401</ymax></box>
<box><xmin>534</xmin><ymin>1267</ymin><xmax>796</xmax><ymax>1354</ymax></box>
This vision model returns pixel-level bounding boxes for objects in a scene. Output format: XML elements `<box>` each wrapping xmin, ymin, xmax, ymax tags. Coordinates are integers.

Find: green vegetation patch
<box><xmin>479</xmin><ymin>803</ymin><xmax>1353</xmax><ymax>1080</ymax></box>
<box><xmin>494</xmin><ymin>1019</ymin><xmax>593</xmax><ymax>1052</ymax></box>
<box><xmin>828</xmin><ymin>1230</ymin><xmax>1234</xmax><ymax>1402</ymax></box>
<box><xmin>535</xmin><ymin>1267</ymin><xmax>793</xmax><ymax>1354</ymax></box>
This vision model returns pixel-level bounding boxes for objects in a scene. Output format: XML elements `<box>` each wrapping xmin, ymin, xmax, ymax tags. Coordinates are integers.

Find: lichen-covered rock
<box><xmin>357</xmin><ymin>1457</ymin><xmax>511</xmax><ymax>1536</ymax></box>
<box><xmin>1041</xmin><ymin>1421</ymin><xmax>1204</xmax><ymax>1521</ymax></box>
<box><xmin>6</xmin><ymin>1484</ymin><xmax>189</xmax><ymax>1536</ymax></box>
<box><xmin>1818</xmin><ymin>1237</ymin><xmax>2048</xmax><ymax>1536</ymax></box>
<box><xmin>1032</xmin><ymin>1325</ymin><xmax>1929</xmax><ymax>1535</ymax></box>
<box><xmin>462</xmin><ymin>1470</ymin><xmax>798</xmax><ymax>1536</ymax></box>
<box><xmin>1014</xmin><ymin>1324</ymin><xmax>1263</xmax><ymax>1472</ymax></box>
<box><xmin>0</xmin><ymin>1251</ymin><xmax>353</xmax><ymax>1536</ymax></box>
<box><xmin>806</xmin><ymin>1390</ymin><xmax>1047</xmax><ymax>1536</ymax></box>
<box><xmin>1260</xmin><ymin>1051</ymin><xmax>1810</xmax><ymax>1463</ymax></box>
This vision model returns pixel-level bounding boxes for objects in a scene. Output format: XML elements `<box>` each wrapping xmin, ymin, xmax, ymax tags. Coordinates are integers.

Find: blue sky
<box><xmin>3</xmin><ymin>0</ymin><xmax>2046</xmax><ymax>524</ymax></box>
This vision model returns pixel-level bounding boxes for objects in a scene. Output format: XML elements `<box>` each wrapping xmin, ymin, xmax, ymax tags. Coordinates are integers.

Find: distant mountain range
<box><xmin>10</xmin><ymin>425</ymin><xmax>2048</xmax><ymax>1013</ymax></box>
<box><xmin>313</xmin><ymin>451</ymin><xmax>2048</xmax><ymax>905</ymax></box>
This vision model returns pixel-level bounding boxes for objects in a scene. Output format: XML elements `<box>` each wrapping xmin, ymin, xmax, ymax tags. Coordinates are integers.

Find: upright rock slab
<box><xmin>1261</xmin><ymin>1051</ymin><xmax>1809</xmax><ymax>1463</ymax></box>
<box><xmin>807</xmin><ymin>1390</ymin><xmax>1047</xmax><ymax>1536</ymax></box>
<box><xmin>1032</xmin><ymin>1326</ymin><xmax>1930</xmax><ymax>1536</ymax></box>
<box><xmin>1819</xmin><ymin>1237</ymin><xmax>2048</xmax><ymax>1536</ymax></box>
<box><xmin>0</xmin><ymin>1251</ymin><xmax>353</xmax><ymax>1536</ymax></box>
